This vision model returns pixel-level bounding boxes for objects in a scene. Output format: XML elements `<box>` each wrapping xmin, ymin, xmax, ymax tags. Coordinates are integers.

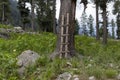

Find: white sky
<box><xmin>56</xmin><ymin>0</ymin><xmax>117</xmax><ymax>36</ymax></box>
<box><xmin>56</xmin><ymin>0</ymin><xmax>116</xmax><ymax>24</ymax></box>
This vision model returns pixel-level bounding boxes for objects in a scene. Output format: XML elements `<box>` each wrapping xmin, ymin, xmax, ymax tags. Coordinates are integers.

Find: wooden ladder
<box><xmin>60</xmin><ymin>13</ymin><xmax>69</xmax><ymax>58</ymax></box>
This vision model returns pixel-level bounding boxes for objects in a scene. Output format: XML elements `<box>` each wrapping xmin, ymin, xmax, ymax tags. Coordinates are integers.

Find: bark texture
<box><xmin>51</xmin><ymin>0</ymin><xmax>77</xmax><ymax>59</ymax></box>
<box><xmin>31</xmin><ymin>0</ymin><xmax>35</xmax><ymax>31</ymax></box>
<box><xmin>96</xmin><ymin>2</ymin><xmax>100</xmax><ymax>40</ymax></box>
<box><xmin>102</xmin><ymin>8</ymin><xmax>107</xmax><ymax>44</ymax></box>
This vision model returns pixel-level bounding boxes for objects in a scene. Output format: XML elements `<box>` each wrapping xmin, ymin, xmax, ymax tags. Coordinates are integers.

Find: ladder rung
<box><xmin>60</xmin><ymin>43</ymin><xmax>69</xmax><ymax>45</ymax></box>
<box><xmin>61</xmin><ymin>34</ymin><xmax>69</xmax><ymax>36</ymax></box>
<box><xmin>60</xmin><ymin>51</ymin><xmax>70</xmax><ymax>53</ymax></box>
<box><xmin>60</xmin><ymin>24</ymin><xmax>69</xmax><ymax>27</ymax></box>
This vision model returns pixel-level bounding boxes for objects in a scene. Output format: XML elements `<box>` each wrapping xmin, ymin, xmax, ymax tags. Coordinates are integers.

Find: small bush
<box><xmin>105</xmin><ymin>69</ymin><xmax>117</xmax><ymax>78</ymax></box>
<box><xmin>87</xmin><ymin>67</ymin><xmax>103</xmax><ymax>79</ymax></box>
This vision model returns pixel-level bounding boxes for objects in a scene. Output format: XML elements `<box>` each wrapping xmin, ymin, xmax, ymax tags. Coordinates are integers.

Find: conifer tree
<box><xmin>36</xmin><ymin>0</ymin><xmax>56</xmax><ymax>32</ymax></box>
<box><xmin>113</xmin><ymin>0</ymin><xmax>120</xmax><ymax>39</ymax></box>
<box><xmin>111</xmin><ymin>19</ymin><xmax>115</xmax><ymax>39</ymax></box>
<box><xmin>80</xmin><ymin>12</ymin><xmax>88</xmax><ymax>36</ymax></box>
<box><xmin>0</xmin><ymin>0</ymin><xmax>10</xmax><ymax>24</ymax></box>
<box><xmin>18</xmin><ymin>0</ymin><xmax>30</xmax><ymax>30</ymax></box>
<box><xmin>99</xmin><ymin>0</ymin><xmax>113</xmax><ymax>44</ymax></box>
<box><xmin>88</xmin><ymin>14</ymin><xmax>94</xmax><ymax>36</ymax></box>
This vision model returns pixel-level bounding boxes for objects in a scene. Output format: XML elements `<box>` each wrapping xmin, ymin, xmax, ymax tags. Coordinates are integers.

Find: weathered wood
<box><xmin>59</xmin><ymin>13</ymin><xmax>70</xmax><ymax>58</ymax></box>
<box><xmin>61</xmin><ymin>34</ymin><xmax>69</xmax><ymax>36</ymax></box>
<box><xmin>60</xmin><ymin>51</ymin><xmax>70</xmax><ymax>53</ymax></box>
<box><xmin>60</xmin><ymin>15</ymin><xmax>64</xmax><ymax>58</ymax></box>
<box><xmin>65</xmin><ymin>13</ymin><xmax>69</xmax><ymax>58</ymax></box>
<box><xmin>50</xmin><ymin>0</ymin><xmax>78</xmax><ymax>59</ymax></box>
<box><xmin>60</xmin><ymin>43</ymin><xmax>69</xmax><ymax>45</ymax></box>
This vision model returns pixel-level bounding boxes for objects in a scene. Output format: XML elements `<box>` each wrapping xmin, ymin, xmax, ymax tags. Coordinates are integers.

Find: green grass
<box><xmin>0</xmin><ymin>24</ymin><xmax>13</xmax><ymax>29</ymax></box>
<box><xmin>0</xmin><ymin>25</ymin><xmax>120</xmax><ymax>80</ymax></box>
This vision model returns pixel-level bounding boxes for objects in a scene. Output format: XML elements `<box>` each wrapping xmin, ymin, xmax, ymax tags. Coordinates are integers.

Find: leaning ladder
<box><xmin>60</xmin><ymin>13</ymin><xmax>69</xmax><ymax>58</ymax></box>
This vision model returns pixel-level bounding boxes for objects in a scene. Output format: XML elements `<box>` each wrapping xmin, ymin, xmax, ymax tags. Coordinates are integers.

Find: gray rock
<box><xmin>73</xmin><ymin>75</ymin><xmax>79</xmax><ymax>80</ymax></box>
<box><xmin>56</xmin><ymin>72</ymin><xmax>72</xmax><ymax>80</ymax></box>
<box><xmin>74</xmin><ymin>78</ymin><xmax>79</xmax><ymax>80</ymax></box>
<box><xmin>89</xmin><ymin>76</ymin><xmax>96</xmax><ymax>80</ymax></box>
<box><xmin>16</xmin><ymin>50</ymin><xmax>40</xmax><ymax>76</ymax></box>
<box><xmin>14</xmin><ymin>27</ymin><xmax>24</xmax><ymax>33</ymax></box>
<box><xmin>0</xmin><ymin>28</ymin><xmax>8</xmax><ymax>33</ymax></box>
<box><xmin>117</xmin><ymin>74</ymin><xmax>120</xmax><ymax>80</ymax></box>
<box><xmin>0</xmin><ymin>28</ymin><xmax>10</xmax><ymax>39</ymax></box>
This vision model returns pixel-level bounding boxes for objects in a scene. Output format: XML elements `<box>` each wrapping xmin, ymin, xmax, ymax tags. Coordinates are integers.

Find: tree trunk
<box><xmin>102</xmin><ymin>8</ymin><xmax>107</xmax><ymax>44</ymax></box>
<box><xmin>53</xmin><ymin>0</ymin><xmax>57</xmax><ymax>34</ymax></box>
<box><xmin>96</xmin><ymin>2</ymin><xmax>100</xmax><ymax>40</ymax></box>
<box><xmin>51</xmin><ymin>0</ymin><xmax>77</xmax><ymax>59</ymax></box>
<box><xmin>31</xmin><ymin>0</ymin><xmax>35</xmax><ymax>31</ymax></box>
<box><xmin>117</xmin><ymin>12</ymin><xmax>120</xmax><ymax>39</ymax></box>
<box><xmin>112</xmin><ymin>27</ymin><xmax>114</xmax><ymax>39</ymax></box>
<box><xmin>2</xmin><ymin>4</ymin><xmax>5</xmax><ymax>24</ymax></box>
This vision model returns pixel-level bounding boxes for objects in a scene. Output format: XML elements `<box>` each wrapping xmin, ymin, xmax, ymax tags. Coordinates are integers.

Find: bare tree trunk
<box><xmin>112</xmin><ymin>27</ymin><xmax>114</xmax><ymax>39</ymax></box>
<box><xmin>117</xmin><ymin>12</ymin><xmax>120</xmax><ymax>39</ymax></box>
<box><xmin>50</xmin><ymin>0</ymin><xmax>77</xmax><ymax>59</ymax></box>
<box><xmin>2</xmin><ymin>4</ymin><xmax>5</xmax><ymax>24</ymax></box>
<box><xmin>31</xmin><ymin>0</ymin><xmax>35</xmax><ymax>31</ymax></box>
<box><xmin>53</xmin><ymin>0</ymin><xmax>56</xmax><ymax>34</ymax></box>
<box><xmin>96</xmin><ymin>2</ymin><xmax>100</xmax><ymax>40</ymax></box>
<box><xmin>102</xmin><ymin>8</ymin><xmax>107</xmax><ymax>44</ymax></box>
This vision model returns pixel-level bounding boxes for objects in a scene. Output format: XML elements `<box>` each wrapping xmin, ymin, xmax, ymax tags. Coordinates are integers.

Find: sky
<box><xmin>56</xmin><ymin>0</ymin><xmax>116</xmax><ymax>23</ymax></box>
<box><xmin>56</xmin><ymin>0</ymin><xmax>117</xmax><ymax>36</ymax></box>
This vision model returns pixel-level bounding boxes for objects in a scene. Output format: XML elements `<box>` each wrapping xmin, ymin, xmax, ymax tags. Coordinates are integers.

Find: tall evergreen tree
<box><xmin>111</xmin><ymin>19</ymin><xmax>115</xmax><ymax>39</ymax></box>
<box><xmin>18</xmin><ymin>0</ymin><xmax>30</xmax><ymax>30</ymax></box>
<box><xmin>75</xmin><ymin>19</ymin><xmax>80</xmax><ymax>35</ymax></box>
<box><xmin>36</xmin><ymin>0</ymin><xmax>56</xmax><ymax>32</ymax></box>
<box><xmin>113</xmin><ymin>0</ymin><xmax>120</xmax><ymax>39</ymax></box>
<box><xmin>0</xmin><ymin>0</ymin><xmax>10</xmax><ymax>24</ymax></box>
<box><xmin>95</xmin><ymin>0</ymin><xmax>100</xmax><ymax>40</ymax></box>
<box><xmin>88</xmin><ymin>14</ymin><xmax>94</xmax><ymax>36</ymax></box>
<box><xmin>91</xmin><ymin>0</ymin><xmax>100</xmax><ymax>39</ymax></box>
<box><xmin>9</xmin><ymin>0</ymin><xmax>21</xmax><ymax>26</ymax></box>
<box><xmin>99</xmin><ymin>0</ymin><xmax>113</xmax><ymax>44</ymax></box>
<box><xmin>27</xmin><ymin>0</ymin><xmax>36</xmax><ymax>31</ymax></box>
<box><xmin>80</xmin><ymin>12</ymin><xmax>88</xmax><ymax>36</ymax></box>
<box><xmin>52</xmin><ymin>0</ymin><xmax>56</xmax><ymax>34</ymax></box>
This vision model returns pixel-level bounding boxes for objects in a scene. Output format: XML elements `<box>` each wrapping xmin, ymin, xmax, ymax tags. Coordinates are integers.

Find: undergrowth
<box><xmin>0</xmin><ymin>25</ymin><xmax>120</xmax><ymax>79</ymax></box>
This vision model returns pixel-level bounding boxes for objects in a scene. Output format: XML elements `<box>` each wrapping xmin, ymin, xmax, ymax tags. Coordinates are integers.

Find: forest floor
<box><xmin>0</xmin><ymin>24</ymin><xmax>120</xmax><ymax>80</ymax></box>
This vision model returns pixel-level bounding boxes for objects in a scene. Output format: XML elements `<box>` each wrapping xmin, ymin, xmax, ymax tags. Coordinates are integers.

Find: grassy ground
<box><xmin>0</xmin><ymin>25</ymin><xmax>120</xmax><ymax>80</ymax></box>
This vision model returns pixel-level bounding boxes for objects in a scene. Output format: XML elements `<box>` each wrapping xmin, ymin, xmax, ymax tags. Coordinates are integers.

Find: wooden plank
<box><xmin>61</xmin><ymin>15</ymin><xmax>64</xmax><ymax>25</ymax></box>
<box><xmin>61</xmin><ymin>34</ymin><xmax>69</xmax><ymax>36</ymax></box>
<box><xmin>67</xmin><ymin>13</ymin><xmax>69</xmax><ymax>24</ymax></box>
<box><xmin>60</xmin><ymin>51</ymin><xmax>70</xmax><ymax>53</ymax></box>
<box><xmin>60</xmin><ymin>15</ymin><xmax>64</xmax><ymax>58</ymax></box>
<box><xmin>60</xmin><ymin>43</ymin><xmax>69</xmax><ymax>45</ymax></box>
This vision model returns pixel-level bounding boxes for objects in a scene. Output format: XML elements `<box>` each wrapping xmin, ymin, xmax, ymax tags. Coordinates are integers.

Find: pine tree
<box><xmin>80</xmin><ymin>12</ymin><xmax>88</xmax><ymax>36</ymax></box>
<box><xmin>88</xmin><ymin>14</ymin><xmax>94</xmax><ymax>36</ymax></box>
<box><xmin>9</xmin><ymin>0</ymin><xmax>21</xmax><ymax>26</ymax></box>
<box><xmin>75</xmin><ymin>19</ymin><xmax>80</xmax><ymax>35</ymax></box>
<box><xmin>36</xmin><ymin>0</ymin><xmax>56</xmax><ymax>32</ymax></box>
<box><xmin>95</xmin><ymin>0</ymin><xmax>100</xmax><ymax>40</ymax></box>
<box><xmin>111</xmin><ymin>19</ymin><xmax>115</xmax><ymax>39</ymax></box>
<box><xmin>18</xmin><ymin>0</ymin><xmax>30</xmax><ymax>30</ymax></box>
<box><xmin>113</xmin><ymin>0</ymin><xmax>120</xmax><ymax>39</ymax></box>
<box><xmin>99</xmin><ymin>0</ymin><xmax>113</xmax><ymax>44</ymax></box>
<box><xmin>27</xmin><ymin>0</ymin><xmax>36</xmax><ymax>31</ymax></box>
<box><xmin>0</xmin><ymin>0</ymin><xmax>10</xmax><ymax>24</ymax></box>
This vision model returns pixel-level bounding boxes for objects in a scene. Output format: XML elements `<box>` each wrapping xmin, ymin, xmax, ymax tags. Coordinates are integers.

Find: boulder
<box><xmin>117</xmin><ymin>74</ymin><xmax>120</xmax><ymax>80</ymax></box>
<box><xmin>0</xmin><ymin>28</ymin><xmax>10</xmax><ymax>39</ymax></box>
<box><xmin>16</xmin><ymin>50</ymin><xmax>40</xmax><ymax>76</ymax></box>
<box><xmin>73</xmin><ymin>75</ymin><xmax>79</xmax><ymax>80</ymax></box>
<box><xmin>89</xmin><ymin>76</ymin><xmax>96</xmax><ymax>80</ymax></box>
<box><xmin>56</xmin><ymin>72</ymin><xmax>72</xmax><ymax>80</ymax></box>
<box><xmin>14</xmin><ymin>27</ymin><xmax>24</xmax><ymax>33</ymax></box>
